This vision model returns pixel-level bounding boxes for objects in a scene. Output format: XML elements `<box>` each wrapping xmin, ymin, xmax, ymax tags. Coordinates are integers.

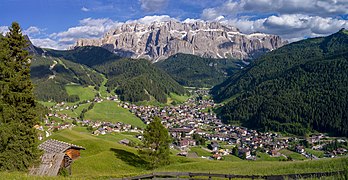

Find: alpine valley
<box><xmin>27</xmin><ymin>22</ymin><xmax>348</xmax><ymax>137</ymax></box>
<box><xmin>1</xmin><ymin>15</ymin><xmax>348</xmax><ymax>179</ymax></box>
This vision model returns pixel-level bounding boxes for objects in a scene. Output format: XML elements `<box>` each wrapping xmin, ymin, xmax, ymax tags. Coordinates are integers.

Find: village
<box><xmin>37</xmin><ymin>90</ymin><xmax>348</xmax><ymax>162</ymax></box>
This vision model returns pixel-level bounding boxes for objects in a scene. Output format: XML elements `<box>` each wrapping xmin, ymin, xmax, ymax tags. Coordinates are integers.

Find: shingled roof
<box><xmin>30</xmin><ymin>139</ymin><xmax>85</xmax><ymax>176</ymax></box>
<box><xmin>39</xmin><ymin>139</ymin><xmax>85</xmax><ymax>153</ymax></box>
<box><xmin>30</xmin><ymin>153</ymin><xmax>66</xmax><ymax>176</ymax></box>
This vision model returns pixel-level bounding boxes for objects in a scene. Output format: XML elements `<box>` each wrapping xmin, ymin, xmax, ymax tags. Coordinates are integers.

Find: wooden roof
<box><xmin>39</xmin><ymin>139</ymin><xmax>85</xmax><ymax>153</ymax></box>
<box><xmin>30</xmin><ymin>153</ymin><xmax>66</xmax><ymax>176</ymax></box>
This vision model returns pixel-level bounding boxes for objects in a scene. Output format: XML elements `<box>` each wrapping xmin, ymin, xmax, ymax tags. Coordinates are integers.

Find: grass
<box><xmin>84</xmin><ymin>101</ymin><xmax>145</xmax><ymax>128</ymax></box>
<box><xmin>306</xmin><ymin>148</ymin><xmax>325</xmax><ymax>158</ymax></box>
<box><xmin>167</xmin><ymin>93</ymin><xmax>190</xmax><ymax>104</ymax></box>
<box><xmin>189</xmin><ymin>147</ymin><xmax>212</xmax><ymax>157</ymax></box>
<box><xmin>59</xmin><ymin>102</ymin><xmax>92</xmax><ymax>118</ymax></box>
<box><xmin>38</xmin><ymin>101</ymin><xmax>56</xmax><ymax>107</ymax></box>
<box><xmin>98</xmin><ymin>74</ymin><xmax>109</xmax><ymax>98</ymax></box>
<box><xmin>65</xmin><ymin>84</ymin><xmax>97</xmax><ymax>102</ymax></box>
<box><xmin>279</xmin><ymin>149</ymin><xmax>307</xmax><ymax>160</ymax></box>
<box><xmin>223</xmin><ymin>155</ymin><xmax>243</xmax><ymax>161</ymax></box>
<box><xmin>47</xmin><ymin>128</ymin><xmax>148</xmax><ymax>179</ymax></box>
<box><xmin>157</xmin><ymin>157</ymin><xmax>347</xmax><ymax>175</ymax></box>
<box><xmin>256</xmin><ymin>152</ymin><xmax>287</xmax><ymax>161</ymax></box>
<box><xmin>343</xmin><ymin>29</ymin><xmax>348</xmax><ymax>35</ymax></box>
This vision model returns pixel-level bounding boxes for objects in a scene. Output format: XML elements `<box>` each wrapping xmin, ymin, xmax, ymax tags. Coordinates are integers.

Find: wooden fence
<box><xmin>112</xmin><ymin>171</ymin><xmax>345</xmax><ymax>180</ymax></box>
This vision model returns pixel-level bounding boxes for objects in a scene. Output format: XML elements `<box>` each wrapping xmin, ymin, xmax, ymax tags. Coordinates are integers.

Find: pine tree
<box><xmin>0</xmin><ymin>22</ymin><xmax>40</xmax><ymax>171</ymax></box>
<box><xmin>139</xmin><ymin>116</ymin><xmax>171</xmax><ymax>169</ymax></box>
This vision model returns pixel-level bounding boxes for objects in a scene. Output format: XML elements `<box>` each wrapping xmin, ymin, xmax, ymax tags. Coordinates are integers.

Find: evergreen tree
<box><xmin>139</xmin><ymin>116</ymin><xmax>171</xmax><ymax>169</ymax></box>
<box><xmin>232</xmin><ymin>147</ymin><xmax>239</xmax><ymax>157</ymax></box>
<box><xmin>0</xmin><ymin>22</ymin><xmax>40</xmax><ymax>171</ymax></box>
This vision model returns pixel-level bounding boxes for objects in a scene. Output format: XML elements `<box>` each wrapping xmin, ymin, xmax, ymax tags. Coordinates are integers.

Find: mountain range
<box><xmin>73</xmin><ymin>20</ymin><xmax>286</xmax><ymax>61</ymax></box>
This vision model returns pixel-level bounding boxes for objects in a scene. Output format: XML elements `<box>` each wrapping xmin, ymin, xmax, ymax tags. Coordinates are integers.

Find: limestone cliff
<box><xmin>74</xmin><ymin>20</ymin><xmax>286</xmax><ymax>61</ymax></box>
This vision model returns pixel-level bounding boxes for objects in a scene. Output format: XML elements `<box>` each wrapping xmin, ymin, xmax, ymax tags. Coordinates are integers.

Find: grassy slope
<box><xmin>279</xmin><ymin>149</ymin><xmax>307</xmax><ymax>160</ymax></box>
<box><xmin>189</xmin><ymin>147</ymin><xmax>212</xmax><ymax>157</ymax></box>
<box><xmin>167</xmin><ymin>93</ymin><xmax>190</xmax><ymax>104</ymax></box>
<box><xmin>41</xmin><ymin>128</ymin><xmax>348</xmax><ymax>179</ymax></box>
<box><xmin>47</xmin><ymin>127</ymin><xmax>147</xmax><ymax>179</ymax></box>
<box><xmin>65</xmin><ymin>84</ymin><xmax>97</xmax><ymax>102</ymax></box>
<box><xmin>256</xmin><ymin>152</ymin><xmax>287</xmax><ymax>161</ymax></box>
<box><xmin>84</xmin><ymin>101</ymin><xmax>145</xmax><ymax>128</ymax></box>
<box><xmin>59</xmin><ymin>103</ymin><xmax>92</xmax><ymax>118</ymax></box>
<box><xmin>38</xmin><ymin>101</ymin><xmax>56</xmax><ymax>107</ymax></box>
<box><xmin>98</xmin><ymin>74</ymin><xmax>110</xmax><ymax>97</ymax></box>
<box><xmin>306</xmin><ymin>148</ymin><xmax>325</xmax><ymax>158</ymax></box>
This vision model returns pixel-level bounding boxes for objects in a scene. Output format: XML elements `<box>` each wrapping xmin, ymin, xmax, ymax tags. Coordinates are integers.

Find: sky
<box><xmin>1</xmin><ymin>0</ymin><xmax>348</xmax><ymax>50</ymax></box>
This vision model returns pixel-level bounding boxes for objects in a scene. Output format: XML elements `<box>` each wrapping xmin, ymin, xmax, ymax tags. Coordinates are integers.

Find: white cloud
<box><xmin>46</xmin><ymin>18</ymin><xmax>121</xmax><ymax>48</ymax></box>
<box><xmin>127</xmin><ymin>15</ymin><xmax>177</xmax><ymax>24</ymax></box>
<box><xmin>183</xmin><ymin>18</ymin><xmax>204</xmax><ymax>24</ymax></box>
<box><xmin>201</xmin><ymin>0</ymin><xmax>348</xmax><ymax>21</ymax></box>
<box><xmin>81</xmin><ymin>7</ymin><xmax>90</xmax><ymax>12</ymax></box>
<box><xmin>0</xmin><ymin>26</ymin><xmax>9</xmax><ymax>35</ymax></box>
<box><xmin>221</xmin><ymin>14</ymin><xmax>348</xmax><ymax>42</ymax></box>
<box><xmin>30</xmin><ymin>15</ymin><xmax>178</xmax><ymax>50</ymax></box>
<box><xmin>30</xmin><ymin>18</ymin><xmax>121</xmax><ymax>50</ymax></box>
<box><xmin>31</xmin><ymin>38</ymin><xmax>67</xmax><ymax>50</ymax></box>
<box><xmin>139</xmin><ymin>0</ymin><xmax>168</xmax><ymax>12</ymax></box>
<box><xmin>24</xmin><ymin>26</ymin><xmax>42</xmax><ymax>37</ymax></box>
<box><xmin>202</xmin><ymin>0</ymin><xmax>348</xmax><ymax>42</ymax></box>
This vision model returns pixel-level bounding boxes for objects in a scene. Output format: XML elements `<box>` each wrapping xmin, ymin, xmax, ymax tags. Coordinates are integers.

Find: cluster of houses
<box><xmin>38</xmin><ymin>112</ymin><xmax>142</xmax><ymax>137</ymax></box>
<box><xmin>80</xmin><ymin>120</ymin><xmax>142</xmax><ymax>135</ymax></box>
<box><xmin>47</xmin><ymin>95</ymin><xmax>118</xmax><ymax>112</ymax></box>
<box><xmin>119</xmin><ymin>92</ymin><xmax>289</xmax><ymax>160</ymax></box>
<box><xmin>120</xmin><ymin>90</ymin><xmax>347</xmax><ymax>160</ymax></box>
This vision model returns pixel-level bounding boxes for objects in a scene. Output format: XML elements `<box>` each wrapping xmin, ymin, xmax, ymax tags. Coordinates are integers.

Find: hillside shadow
<box><xmin>30</xmin><ymin>65</ymin><xmax>53</xmax><ymax>79</ymax></box>
<box><xmin>110</xmin><ymin>148</ymin><xmax>149</xmax><ymax>169</ymax></box>
<box><xmin>218</xmin><ymin>41</ymin><xmax>235</xmax><ymax>49</ymax></box>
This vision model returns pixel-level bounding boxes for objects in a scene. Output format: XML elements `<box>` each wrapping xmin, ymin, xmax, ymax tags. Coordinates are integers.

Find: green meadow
<box><xmin>84</xmin><ymin>101</ymin><xmax>146</xmax><ymax>128</ymax></box>
<box><xmin>279</xmin><ymin>149</ymin><xmax>307</xmax><ymax>161</ymax></box>
<box><xmin>167</xmin><ymin>93</ymin><xmax>190</xmax><ymax>104</ymax></box>
<box><xmin>65</xmin><ymin>84</ymin><xmax>97</xmax><ymax>102</ymax></box>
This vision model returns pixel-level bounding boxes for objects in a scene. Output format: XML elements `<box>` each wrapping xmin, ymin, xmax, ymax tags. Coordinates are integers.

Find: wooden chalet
<box><xmin>30</xmin><ymin>139</ymin><xmax>85</xmax><ymax>176</ymax></box>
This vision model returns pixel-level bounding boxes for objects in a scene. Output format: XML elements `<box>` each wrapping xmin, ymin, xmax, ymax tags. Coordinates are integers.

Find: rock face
<box><xmin>74</xmin><ymin>20</ymin><xmax>286</xmax><ymax>61</ymax></box>
<box><xmin>24</xmin><ymin>35</ymin><xmax>43</xmax><ymax>55</ymax></box>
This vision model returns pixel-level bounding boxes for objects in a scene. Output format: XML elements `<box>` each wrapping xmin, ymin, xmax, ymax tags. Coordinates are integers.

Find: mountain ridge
<box><xmin>73</xmin><ymin>20</ymin><xmax>286</xmax><ymax>61</ymax></box>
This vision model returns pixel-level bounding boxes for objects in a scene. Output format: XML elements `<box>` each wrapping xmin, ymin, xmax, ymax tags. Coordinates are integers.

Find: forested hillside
<box><xmin>45</xmin><ymin>46</ymin><xmax>186</xmax><ymax>103</ymax></box>
<box><xmin>155</xmin><ymin>53</ymin><xmax>241</xmax><ymax>87</ymax></box>
<box><xmin>45</xmin><ymin>46</ymin><xmax>120</xmax><ymax>66</ymax></box>
<box><xmin>212</xmin><ymin>29</ymin><xmax>348</xmax><ymax>136</ymax></box>
<box><xmin>95</xmin><ymin>58</ymin><xmax>186</xmax><ymax>103</ymax></box>
<box><xmin>31</xmin><ymin>55</ymin><xmax>103</xmax><ymax>102</ymax></box>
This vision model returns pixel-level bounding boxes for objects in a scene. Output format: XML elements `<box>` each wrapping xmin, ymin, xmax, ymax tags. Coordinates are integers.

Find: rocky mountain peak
<box><xmin>73</xmin><ymin>20</ymin><xmax>287</xmax><ymax>61</ymax></box>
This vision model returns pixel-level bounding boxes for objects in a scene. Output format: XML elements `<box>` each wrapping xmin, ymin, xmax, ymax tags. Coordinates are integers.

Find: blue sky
<box><xmin>1</xmin><ymin>0</ymin><xmax>347</xmax><ymax>49</ymax></box>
